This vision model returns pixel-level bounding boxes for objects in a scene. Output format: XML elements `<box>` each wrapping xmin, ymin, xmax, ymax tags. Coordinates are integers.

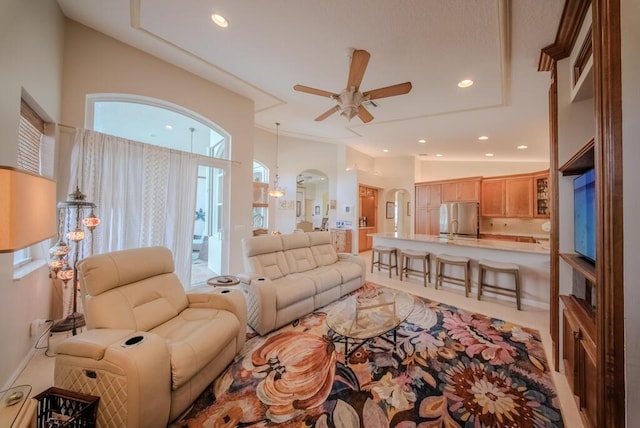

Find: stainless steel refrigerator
<box><xmin>439</xmin><ymin>202</ymin><xmax>479</xmax><ymax>237</ymax></box>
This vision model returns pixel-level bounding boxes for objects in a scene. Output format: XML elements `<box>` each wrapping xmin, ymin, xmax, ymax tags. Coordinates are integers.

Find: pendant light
<box><xmin>268</xmin><ymin>122</ymin><xmax>285</xmax><ymax>198</ymax></box>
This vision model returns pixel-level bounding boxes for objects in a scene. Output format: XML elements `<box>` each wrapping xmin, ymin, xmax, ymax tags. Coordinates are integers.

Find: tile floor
<box><xmin>10</xmin><ymin>251</ymin><xmax>583</xmax><ymax>427</ymax></box>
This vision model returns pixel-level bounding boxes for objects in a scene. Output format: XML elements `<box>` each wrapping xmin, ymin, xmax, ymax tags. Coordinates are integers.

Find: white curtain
<box><xmin>69</xmin><ymin>129</ymin><xmax>199</xmax><ymax>286</ymax></box>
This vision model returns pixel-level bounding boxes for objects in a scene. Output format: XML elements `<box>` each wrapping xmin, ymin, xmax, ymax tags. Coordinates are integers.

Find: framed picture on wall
<box><xmin>386</xmin><ymin>202</ymin><xmax>394</xmax><ymax>219</ymax></box>
<box><xmin>315</xmin><ymin>205</ymin><xmax>321</xmax><ymax>215</ymax></box>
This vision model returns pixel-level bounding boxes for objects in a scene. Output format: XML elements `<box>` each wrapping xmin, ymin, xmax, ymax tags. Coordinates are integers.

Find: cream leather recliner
<box><xmin>54</xmin><ymin>247</ymin><xmax>246</xmax><ymax>428</ymax></box>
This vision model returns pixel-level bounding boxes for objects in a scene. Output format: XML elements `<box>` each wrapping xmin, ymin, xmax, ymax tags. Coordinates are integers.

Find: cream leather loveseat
<box><xmin>54</xmin><ymin>247</ymin><xmax>246</xmax><ymax>428</ymax></box>
<box><xmin>238</xmin><ymin>231</ymin><xmax>365</xmax><ymax>335</ymax></box>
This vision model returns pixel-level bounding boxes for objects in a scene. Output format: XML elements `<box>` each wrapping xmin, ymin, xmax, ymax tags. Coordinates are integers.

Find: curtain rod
<box><xmin>55</xmin><ymin>123</ymin><xmax>242</xmax><ymax>166</ymax></box>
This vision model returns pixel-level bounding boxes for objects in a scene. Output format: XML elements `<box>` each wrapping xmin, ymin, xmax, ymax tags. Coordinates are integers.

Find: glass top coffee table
<box><xmin>326</xmin><ymin>288</ymin><xmax>415</xmax><ymax>363</ymax></box>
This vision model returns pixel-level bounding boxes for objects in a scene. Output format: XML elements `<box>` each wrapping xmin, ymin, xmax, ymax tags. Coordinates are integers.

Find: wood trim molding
<box><xmin>559</xmin><ymin>138</ymin><xmax>595</xmax><ymax>175</ymax></box>
<box><xmin>548</xmin><ymin>64</ymin><xmax>560</xmax><ymax>370</ymax></box>
<box><xmin>538</xmin><ymin>0</ymin><xmax>591</xmax><ymax>71</ymax></box>
<box><xmin>574</xmin><ymin>27</ymin><xmax>593</xmax><ymax>85</ymax></box>
<box><xmin>592</xmin><ymin>0</ymin><xmax>624</xmax><ymax>425</ymax></box>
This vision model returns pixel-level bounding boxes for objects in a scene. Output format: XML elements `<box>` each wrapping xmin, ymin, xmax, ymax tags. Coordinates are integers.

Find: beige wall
<box><xmin>0</xmin><ymin>0</ymin><xmax>65</xmax><ymax>389</ymax></box>
<box><xmin>415</xmin><ymin>160</ymin><xmax>549</xmax><ymax>182</ymax></box>
<box><xmin>622</xmin><ymin>0</ymin><xmax>639</xmax><ymax>424</ymax></box>
<box><xmin>60</xmin><ymin>20</ymin><xmax>255</xmax><ymax>276</ymax></box>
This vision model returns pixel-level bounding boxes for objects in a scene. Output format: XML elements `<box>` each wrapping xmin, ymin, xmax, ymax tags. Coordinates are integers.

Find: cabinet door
<box><xmin>562</xmin><ymin>310</ymin><xmax>580</xmax><ymax>393</ymax></box>
<box><xmin>416</xmin><ymin>185</ymin><xmax>429</xmax><ymax>208</ymax></box>
<box><xmin>428</xmin><ymin>184</ymin><xmax>442</xmax><ymax>207</ymax></box>
<box><xmin>481</xmin><ymin>179</ymin><xmax>505</xmax><ymax>217</ymax></box>
<box><xmin>427</xmin><ymin>207</ymin><xmax>440</xmax><ymax>235</ymax></box>
<box><xmin>505</xmin><ymin>177</ymin><xmax>534</xmax><ymax>217</ymax></box>
<box><xmin>441</xmin><ymin>182</ymin><xmax>458</xmax><ymax>202</ymax></box>
<box><xmin>416</xmin><ymin>207</ymin><xmax>429</xmax><ymax>234</ymax></box>
<box><xmin>579</xmin><ymin>338</ymin><xmax>597</xmax><ymax>428</ymax></box>
<box><xmin>457</xmin><ymin>180</ymin><xmax>480</xmax><ymax>201</ymax></box>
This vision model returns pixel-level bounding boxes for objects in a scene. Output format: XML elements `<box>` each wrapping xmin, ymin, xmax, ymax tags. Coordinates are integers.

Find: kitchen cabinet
<box><xmin>561</xmin><ymin>295</ymin><xmax>597</xmax><ymax>428</ymax></box>
<box><xmin>480</xmin><ymin>173</ymin><xmax>540</xmax><ymax>218</ymax></box>
<box><xmin>534</xmin><ymin>173</ymin><xmax>550</xmax><ymax>217</ymax></box>
<box><xmin>415</xmin><ymin>184</ymin><xmax>441</xmax><ymax>235</ymax></box>
<box><xmin>480</xmin><ymin>179</ymin><xmax>505</xmax><ymax>217</ymax></box>
<box><xmin>331</xmin><ymin>229</ymin><xmax>352</xmax><ymax>253</ymax></box>
<box><xmin>358</xmin><ymin>227</ymin><xmax>375</xmax><ymax>252</ymax></box>
<box><xmin>505</xmin><ymin>176</ymin><xmax>534</xmax><ymax>217</ymax></box>
<box><xmin>441</xmin><ymin>179</ymin><xmax>480</xmax><ymax>202</ymax></box>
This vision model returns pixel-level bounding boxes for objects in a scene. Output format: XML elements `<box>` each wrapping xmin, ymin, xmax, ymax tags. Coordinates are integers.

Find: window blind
<box><xmin>17</xmin><ymin>99</ymin><xmax>44</xmax><ymax>174</ymax></box>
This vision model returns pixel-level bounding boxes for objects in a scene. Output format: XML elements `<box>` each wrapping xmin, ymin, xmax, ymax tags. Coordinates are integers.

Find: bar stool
<box><xmin>400</xmin><ymin>250</ymin><xmax>431</xmax><ymax>287</ymax></box>
<box><xmin>371</xmin><ymin>246</ymin><xmax>398</xmax><ymax>278</ymax></box>
<box><xmin>477</xmin><ymin>259</ymin><xmax>521</xmax><ymax>310</ymax></box>
<box><xmin>435</xmin><ymin>254</ymin><xmax>471</xmax><ymax>297</ymax></box>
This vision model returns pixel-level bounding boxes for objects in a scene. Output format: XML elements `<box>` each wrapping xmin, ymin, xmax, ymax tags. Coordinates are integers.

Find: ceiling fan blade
<box><xmin>358</xmin><ymin>105</ymin><xmax>374</xmax><ymax>123</ymax></box>
<box><xmin>363</xmin><ymin>82</ymin><xmax>413</xmax><ymax>100</ymax></box>
<box><xmin>293</xmin><ymin>84</ymin><xmax>337</xmax><ymax>98</ymax></box>
<box><xmin>315</xmin><ymin>105</ymin><xmax>341</xmax><ymax>121</ymax></box>
<box><xmin>347</xmin><ymin>49</ymin><xmax>370</xmax><ymax>91</ymax></box>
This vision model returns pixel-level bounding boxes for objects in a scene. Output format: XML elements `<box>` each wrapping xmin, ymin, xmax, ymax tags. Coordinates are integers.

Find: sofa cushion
<box><xmin>284</xmin><ymin>247</ymin><xmax>318</xmax><ymax>273</ymax></box>
<box><xmin>332</xmin><ymin>260</ymin><xmax>364</xmax><ymax>282</ymax></box>
<box><xmin>310</xmin><ymin>243</ymin><xmax>339</xmax><ymax>266</ymax></box>
<box><xmin>272</xmin><ymin>277</ymin><xmax>316</xmax><ymax>309</ymax></box>
<box><xmin>281</xmin><ymin>232</ymin><xmax>311</xmax><ymax>250</ymax></box>
<box><xmin>151</xmin><ymin>307</ymin><xmax>240</xmax><ymax>390</ymax></box>
<box><xmin>245</xmin><ymin>252</ymin><xmax>290</xmax><ymax>280</ymax></box>
<box><xmin>295</xmin><ymin>267</ymin><xmax>342</xmax><ymax>294</ymax></box>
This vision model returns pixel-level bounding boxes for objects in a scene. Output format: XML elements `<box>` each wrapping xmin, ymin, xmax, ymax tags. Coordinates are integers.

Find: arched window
<box><xmin>85</xmin><ymin>94</ymin><xmax>231</xmax><ymax>286</ymax></box>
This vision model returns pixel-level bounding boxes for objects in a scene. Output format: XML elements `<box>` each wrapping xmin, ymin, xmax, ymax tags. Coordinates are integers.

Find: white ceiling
<box><xmin>56</xmin><ymin>0</ymin><xmax>564</xmax><ymax>162</ymax></box>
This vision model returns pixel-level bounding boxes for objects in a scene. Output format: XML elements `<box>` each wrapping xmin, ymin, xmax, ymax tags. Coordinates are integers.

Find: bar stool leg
<box><xmin>515</xmin><ymin>270</ymin><xmax>521</xmax><ymax>310</ymax></box>
<box><xmin>477</xmin><ymin>266</ymin><xmax>483</xmax><ymax>301</ymax></box>
<box><xmin>464</xmin><ymin>261</ymin><xmax>470</xmax><ymax>297</ymax></box>
<box><xmin>422</xmin><ymin>256</ymin><xmax>427</xmax><ymax>287</ymax></box>
<box><xmin>435</xmin><ymin>259</ymin><xmax>441</xmax><ymax>289</ymax></box>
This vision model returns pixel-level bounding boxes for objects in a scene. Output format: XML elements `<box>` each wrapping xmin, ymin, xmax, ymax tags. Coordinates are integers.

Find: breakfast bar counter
<box><xmin>371</xmin><ymin>233</ymin><xmax>550</xmax><ymax>308</ymax></box>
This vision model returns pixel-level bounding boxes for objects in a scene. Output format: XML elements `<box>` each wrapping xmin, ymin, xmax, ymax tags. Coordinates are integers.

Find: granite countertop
<box><xmin>372</xmin><ymin>233</ymin><xmax>550</xmax><ymax>254</ymax></box>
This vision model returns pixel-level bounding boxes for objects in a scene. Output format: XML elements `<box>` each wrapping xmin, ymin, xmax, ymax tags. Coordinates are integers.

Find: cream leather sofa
<box><xmin>238</xmin><ymin>231</ymin><xmax>365</xmax><ymax>335</ymax></box>
<box><xmin>54</xmin><ymin>247</ymin><xmax>246</xmax><ymax>428</ymax></box>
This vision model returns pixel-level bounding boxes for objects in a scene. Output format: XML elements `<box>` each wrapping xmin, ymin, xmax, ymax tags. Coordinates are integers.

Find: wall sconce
<box><xmin>0</xmin><ymin>166</ymin><xmax>57</xmax><ymax>253</ymax></box>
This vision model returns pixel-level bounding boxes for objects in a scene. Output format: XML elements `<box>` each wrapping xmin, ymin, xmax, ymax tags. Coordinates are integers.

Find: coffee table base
<box><xmin>333</xmin><ymin>328</ymin><xmax>400</xmax><ymax>365</ymax></box>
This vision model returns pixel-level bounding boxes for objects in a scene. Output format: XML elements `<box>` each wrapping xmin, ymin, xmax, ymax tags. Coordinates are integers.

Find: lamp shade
<box><xmin>0</xmin><ymin>166</ymin><xmax>57</xmax><ymax>252</ymax></box>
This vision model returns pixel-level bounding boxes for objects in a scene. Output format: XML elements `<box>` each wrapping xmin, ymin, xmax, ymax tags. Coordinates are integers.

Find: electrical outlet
<box><xmin>30</xmin><ymin>319</ymin><xmax>45</xmax><ymax>337</ymax></box>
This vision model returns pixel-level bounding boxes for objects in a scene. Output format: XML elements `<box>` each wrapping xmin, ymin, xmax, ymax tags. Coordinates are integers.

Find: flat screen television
<box><xmin>574</xmin><ymin>168</ymin><xmax>596</xmax><ymax>262</ymax></box>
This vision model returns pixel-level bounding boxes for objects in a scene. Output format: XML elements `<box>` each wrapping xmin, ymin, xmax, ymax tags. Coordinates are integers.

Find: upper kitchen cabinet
<box><xmin>441</xmin><ymin>178</ymin><xmax>481</xmax><ymax>202</ymax></box>
<box><xmin>505</xmin><ymin>176</ymin><xmax>534</xmax><ymax>217</ymax></box>
<box><xmin>480</xmin><ymin>179</ymin><xmax>505</xmax><ymax>217</ymax></box>
<box><xmin>415</xmin><ymin>183</ymin><xmax>442</xmax><ymax>235</ymax></box>
<box><xmin>533</xmin><ymin>172</ymin><xmax>550</xmax><ymax>217</ymax></box>
<box><xmin>480</xmin><ymin>171</ymin><xmax>547</xmax><ymax>218</ymax></box>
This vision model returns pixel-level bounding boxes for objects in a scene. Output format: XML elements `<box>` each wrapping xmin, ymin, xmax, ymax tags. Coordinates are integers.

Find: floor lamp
<box><xmin>49</xmin><ymin>186</ymin><xmax>100</xmax><ymax>335</ymax></box>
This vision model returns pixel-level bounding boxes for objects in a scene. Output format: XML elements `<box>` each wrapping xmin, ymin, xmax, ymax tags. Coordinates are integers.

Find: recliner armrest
<box><xmin>56</xmin><ymin>329</ymin><xmax>138</xmax><ymax>360</ymax></box>
<box><xmin>187</xmin><ymin>288</ymin><xmax>247</xmax><ymax>351</ymax></box>
<box><xmin>237</xmin><ymin>272</ymin><xmax>262</xmax><ymax>284</ymax></box>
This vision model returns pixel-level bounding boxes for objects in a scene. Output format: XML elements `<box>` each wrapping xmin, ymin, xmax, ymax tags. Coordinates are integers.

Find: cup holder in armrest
<box><xmin>121</xmin><ymin>335</ymin><xmax>145</xmax><ymax>348</ymax></box>
<box><xmin>220</xmin><ymin>289</ymin><xmax>230</xmax><ymax>294</ymax></box>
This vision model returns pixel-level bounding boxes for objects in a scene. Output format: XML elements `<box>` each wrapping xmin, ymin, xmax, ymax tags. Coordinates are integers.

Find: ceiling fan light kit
<box><xmin>294</xmin><ymin>49</ymin><xmax>412</xmax><ymax>123</ymax></box>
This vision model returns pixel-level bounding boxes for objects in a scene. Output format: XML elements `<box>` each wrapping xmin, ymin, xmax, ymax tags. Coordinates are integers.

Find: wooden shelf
<box><xmin>560</xmin><ymin>252</ymin><xmax>596</xmax><ymax>284</ymax></box>
<box><xmin>559</xmin><ymin>138</ymin><xmax>594</xmax><ymax>176</ymax></box>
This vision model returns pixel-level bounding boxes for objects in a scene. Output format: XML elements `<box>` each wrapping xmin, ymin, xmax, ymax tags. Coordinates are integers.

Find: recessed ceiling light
<box><xmin>165</xmin><ymin>125</ymin><xmax>173</xmax><ymax>130</ymax></box>
<box><xmin>485</xmin><ymin>153</ymin><xmax>494</xmax><ymax>157</ymax></box>
<box><xmin>458</xmin><ymin>79</ymin><xmax>474</xmax><ymax>88</ymax></box>
<box><xmin>418</xmin><ymin>139</ymin><xmax>426</xmax><ymax>143</ymax></box>
<box><xmin>478</xmin><ymin>135</ymin><xmax>489</xmax><ymax>140</ymax></box>
<box><xmin>211</xmin><ymin>13</ymin><xmax>229</xmax><ymax>28</ymax></box>
<box><xmin>435</xmin><ymin>154</ymin><xmax>443</xmax><ymax>157</ymax></box>
<box><xmin>383</xmin><ymin>149</ymin><xmax>389</xmax><ymax>153</ymax></box>
<box><xmin>517</xmin><ymin>145</ymin><xmax>528</xmax><ymax>149</ymax></box>
<box><xmin>320</xmin><ymin>177</ymin><xmax>325</xmax><ymax>180</ymax></box>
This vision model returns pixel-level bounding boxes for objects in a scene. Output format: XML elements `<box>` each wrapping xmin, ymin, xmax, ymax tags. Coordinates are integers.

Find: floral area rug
<box><xmin>176</xmin><ymin>283</ymin><xmax>564</xmax><ymax>427</ymax></box>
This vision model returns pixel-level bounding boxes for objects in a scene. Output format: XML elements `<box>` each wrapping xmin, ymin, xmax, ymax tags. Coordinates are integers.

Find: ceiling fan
<box><xmin>293</xmin><ymin>49</ymin><xmax>412</xmax><ymax>123</ymax></box>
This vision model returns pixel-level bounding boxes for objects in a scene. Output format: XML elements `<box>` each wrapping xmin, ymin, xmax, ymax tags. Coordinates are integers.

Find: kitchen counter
<box><xmin>372</xmin><ymin>233</ymin><xmax>549</xmax><ymax>254</ymax></box>
<box><xmin>371</xmin><ymin>233</ymin><xmax>550</xmax><ymax>308</ymax></box>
